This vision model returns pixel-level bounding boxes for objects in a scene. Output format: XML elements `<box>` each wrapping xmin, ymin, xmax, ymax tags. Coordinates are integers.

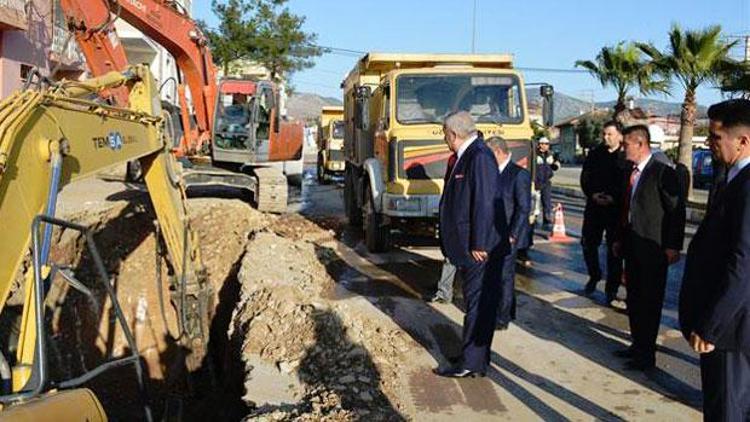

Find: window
<box><xmin>332</xmin><ymin>121</ymin><xmax>345</xmax><ymax>139</ymax></box>
<box><xmin>20</xmin><ymin>64</ymin><xmax>33</xmax><ymax>83</ymax></box>
<box><xmin>396</xmin><ymin>74</ymin><xmax>524</xmax><ymax>125</ymax></box>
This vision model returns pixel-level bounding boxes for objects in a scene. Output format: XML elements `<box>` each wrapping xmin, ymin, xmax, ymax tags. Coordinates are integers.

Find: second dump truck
<box><xmin>342</xmin><ymin>53</ymin><xmax>552</xmax><ymax>252</ymax></box>
<box><xmin>317</xmin><ymin>106</ymin><xmax>346</xmax><ymax>183</ymax></box>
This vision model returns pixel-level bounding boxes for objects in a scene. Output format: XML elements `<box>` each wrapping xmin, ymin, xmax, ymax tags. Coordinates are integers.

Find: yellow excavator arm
<box><xmin>0</xmin><ymin>65</ymin><xmax>210</xmax><ymax>421</ymax></box>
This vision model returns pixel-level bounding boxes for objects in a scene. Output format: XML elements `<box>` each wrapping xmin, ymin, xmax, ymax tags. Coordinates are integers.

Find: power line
<box><xmin>311</xmin><ymin>44</ymin><xmax>591</xmax><ymax>75</ymax></box>
<box><xmin>291</xmin><ymin>78</ymin><xmax>342</xmax><ymax>90</ymax></box>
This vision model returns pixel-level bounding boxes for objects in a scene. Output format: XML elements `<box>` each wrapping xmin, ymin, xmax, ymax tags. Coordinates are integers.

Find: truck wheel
<box><xmin>364</xmin><ymin>184</ymin><xmax>390</xmax><ymax>253</ymax></box>
<box><xmin>317</xmin><ymin>154</ymin><xmax>327</xmax><ymax>184</ymax></box>
<box><xmin>344</xmin><ymin>171</ymin><xmax>362</xmax><ymax>227</ymax></box>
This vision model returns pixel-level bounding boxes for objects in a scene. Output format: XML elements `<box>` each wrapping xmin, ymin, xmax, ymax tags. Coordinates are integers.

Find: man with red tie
<box><xmin>434</xmin><ymin>111</ymin><xmax>508</xmax><ymax>378</ymax></box>
<box><xmin>613</xmin><ymin>125</ymin><xmax>686</xmax><ymax>371</ymax></box>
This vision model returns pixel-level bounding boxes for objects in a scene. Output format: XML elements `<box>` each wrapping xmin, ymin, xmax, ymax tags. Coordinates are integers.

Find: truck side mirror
<box><xmin>540</xmin><ymin>84</ymin><xmax>554</xmax><ymax>127</ymax></box>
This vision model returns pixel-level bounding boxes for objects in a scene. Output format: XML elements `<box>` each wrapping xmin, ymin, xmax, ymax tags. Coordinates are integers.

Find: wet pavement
<box><xmin>295</xmin><ymin>165</ymin><xmax>703</xmax><ymax>420</ymax></box>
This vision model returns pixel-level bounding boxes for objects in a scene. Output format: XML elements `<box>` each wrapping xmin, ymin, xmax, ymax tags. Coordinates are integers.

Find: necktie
<box><xmin>621</xmin><ymin>166</ymin><xmax>640</xmax><ymax>228</ymax></box>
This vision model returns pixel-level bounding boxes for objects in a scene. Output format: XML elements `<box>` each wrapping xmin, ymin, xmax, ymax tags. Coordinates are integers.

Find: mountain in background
<box><xmin>287</xmin><ymin>90</ymin><xmax>707</xmax><ymax>124</ymax></box>
<box><xmin>286</xmin><ymin>92</ymin><xmax>342</xmax><ymax>122</ymax></box>
<box><xmin>525</xmin><ymin>88</ymin><xmax>708</xmax><ymax>124</ymax></box>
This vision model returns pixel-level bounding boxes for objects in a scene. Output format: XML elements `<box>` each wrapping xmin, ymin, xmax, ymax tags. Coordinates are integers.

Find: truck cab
<box><xmin>343</xmin><ymin>54</ymin><xmax>548</xmax><ymax>252</ymax></box>
<box><xmin>317</xmin><ymin>106</ymin><xmax>346</xmax><ymax>183</ymax></box>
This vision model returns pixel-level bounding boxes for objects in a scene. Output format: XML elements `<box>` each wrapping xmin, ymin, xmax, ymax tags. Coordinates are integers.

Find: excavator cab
<box><xmin>212</xmin><ymin>79</ymin><xmax>303</xmax><ymax>166</ymax></box>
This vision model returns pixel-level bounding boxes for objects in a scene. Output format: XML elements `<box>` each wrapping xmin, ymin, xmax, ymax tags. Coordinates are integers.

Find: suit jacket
<box><xmin>496</xmin><ymin>162</ymin><xmax>531</xmax><ymax>250</ymax></box>
<box><xmin>680</xmin><ymin>164</ymin><xmax>750</xmax><ymax>351</ymax></box>
<box><xmin>620</xmin><ymin>157</ymin><xmax>686</xmax><ymax>252</ymax></box>
<box><xmin>580</xmin><ymin>144</ymin><xmax>627</xmax><ymax>208</ymax></box>
<box><xmin>440</xmin><ymin>139</ymin><xmax>505</xmax><ymax>267</ymax></box>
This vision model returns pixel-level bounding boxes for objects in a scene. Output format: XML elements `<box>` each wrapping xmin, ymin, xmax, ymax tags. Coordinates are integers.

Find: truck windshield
<box><xmin>396</xmin><ymin>74</ymin><xmax>524</xmax><ymax>125</ymax></box>
<box><xmin>332</xmin><ymin>121</ymin><xmax>345</xmax><ymax>139</ymax></box>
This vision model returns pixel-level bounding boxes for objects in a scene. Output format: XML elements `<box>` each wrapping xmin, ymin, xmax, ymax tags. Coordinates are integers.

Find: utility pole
<box><xmin>471</xmin><ymin>0</ymin><xmax>477</xmax><ymax>53</ymax></box>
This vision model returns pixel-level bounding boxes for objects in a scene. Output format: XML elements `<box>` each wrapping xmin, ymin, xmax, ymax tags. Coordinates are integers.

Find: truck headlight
<box><xmin>387</xmin><ymin>197</ymin><xmax>422</xmax><ymax>212</ymax></box>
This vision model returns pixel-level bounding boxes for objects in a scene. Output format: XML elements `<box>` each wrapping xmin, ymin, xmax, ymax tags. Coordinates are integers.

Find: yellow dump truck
<box><xmin>316</xmin><ymin>106</ymin><xmax>346</xmax><ymax>183</ymax></box>
<box><xmin>342</xmin><ymin>53</ymin><xmax>552</xmax><ymax>252</ymax></box>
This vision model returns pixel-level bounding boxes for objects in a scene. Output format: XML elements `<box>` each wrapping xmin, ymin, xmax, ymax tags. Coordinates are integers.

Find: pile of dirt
<box><xmin>229</xmin><ymin>228</ymin><xmax>415</xmax><ymax>421</ymax></box>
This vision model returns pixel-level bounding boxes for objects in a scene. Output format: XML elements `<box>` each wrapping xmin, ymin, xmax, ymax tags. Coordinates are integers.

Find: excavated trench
<box><xmin>8</xmin><ymin>182</ymin><xmax>416</xmax><ymax>421</ymax></box>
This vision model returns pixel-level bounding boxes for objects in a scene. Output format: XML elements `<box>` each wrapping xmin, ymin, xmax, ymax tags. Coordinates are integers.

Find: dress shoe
<box><xmin>433</xmin><ymin>366</ymin><xmax>485</xmax><ymax>378</ymax></box>
<box><xmin>495</xmin><ymin>321</ymin><xmax>509</xmax><ymax>331</ymax></box>
<box><xmin>624</xmin><ymin>359</ymin><xmax>655</xmax><ymax>371</ymax></box>
<box><xmin>517</xmin><ymin>252</ymin><xmax>532</xmax><ymax>267</ymax></box>
<box><xmin>425</xmin><ymin>294</ymin><xmax>449</xmax><ymax>304</ymax></box>
<box><xmin>612</xmin><ymin>348</ymin><xmax>634</xmax><ymax>359</ymax></box>
<box><xmin>584</xmin><ymin>278</ymin><xmax>599</xmax><ymax>295</ymax></box>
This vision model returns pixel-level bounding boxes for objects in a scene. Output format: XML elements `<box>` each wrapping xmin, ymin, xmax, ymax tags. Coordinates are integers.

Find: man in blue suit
<box><xmin>486</xmin><ymin>136</ymin><xmax>531</xmax><ymax>330</ymax></box>
<box><xmin>680</xmin><ymin>99</ymin><xmax>750</xmax><ymax>420</ymax></box>
<box><xmin>435</xmin><ymin>111</ymin><xmax>509</xmax><ymax>378</ymax></box>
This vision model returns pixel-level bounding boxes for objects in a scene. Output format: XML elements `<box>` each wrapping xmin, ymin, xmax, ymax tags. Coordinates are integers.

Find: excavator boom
<box><xmin>61</xmin><ymin>0</ymin><xmax>217</xmax><ymax>153</ymax></box>
<box><xmin>0</xmin><ymin>65</ymin><xmax>211</xmax><ymax>419</ymax></box>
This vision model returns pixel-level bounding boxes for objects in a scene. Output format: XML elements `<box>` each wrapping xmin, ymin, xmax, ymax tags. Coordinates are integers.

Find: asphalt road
<box><xmin>294</xmin><ymin>166</ymin><xmax>703</xmax><ymax>420</ymax></box>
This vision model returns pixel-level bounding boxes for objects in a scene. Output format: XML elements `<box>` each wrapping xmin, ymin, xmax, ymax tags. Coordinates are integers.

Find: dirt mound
<box><xmin>230</xmin><ymin>229</ymin><xmax>415</xmax><ymax>421</ymax></box>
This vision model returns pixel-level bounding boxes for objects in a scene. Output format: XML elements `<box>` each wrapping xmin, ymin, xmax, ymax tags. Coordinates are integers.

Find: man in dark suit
<box><xmin>613</xmin><ymin>124</ymin><xmax>685</xmax><ymax>371</ymax></box>
<box><xmin>581</xmin><ymin>121</ymin><xmax>627</xmax><ymax>305</ymax></box>
<box><xmin>435</xmin><ymin>111</ymin><xmax>509</xmax><ymax>378</ymax></box>
<box><xmin>680</xmin><ymin>99</ymin><xmax>750</xmax><ymax>420</ymax></box>
<box><xmin>486</xmin><ymin>136</ymin><xmax>531</xmax><ymax>330</ymax></box>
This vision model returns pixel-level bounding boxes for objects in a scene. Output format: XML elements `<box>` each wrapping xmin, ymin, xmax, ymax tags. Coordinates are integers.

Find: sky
<box><xmin>195</xmin><ymin>0</ymin><xmax>750</xmax><ymax>106</ymax></box>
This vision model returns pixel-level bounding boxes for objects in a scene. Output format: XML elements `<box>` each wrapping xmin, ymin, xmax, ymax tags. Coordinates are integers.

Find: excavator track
<box><xmin>252</xmin><ymin>167</ymin><xmax>288</xmax><ymax>214</ymax></box>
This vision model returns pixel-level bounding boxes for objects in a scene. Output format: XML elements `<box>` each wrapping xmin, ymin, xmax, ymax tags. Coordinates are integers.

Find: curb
<box><xmin>551</xmin><ymin>186</ymin><xmax>706</xmax><ymax>225</ymax></box>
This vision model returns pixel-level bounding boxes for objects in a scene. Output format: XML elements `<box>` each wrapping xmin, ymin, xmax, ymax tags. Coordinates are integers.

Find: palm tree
<box><xmin>638</xmin><ymin>24</ymin><xmax>740</xmax><ymax>197</ymax></box>
<box><xmin>575</xmin><ymin>42</ymin><xmax>668</xmax><ymax>122</ymax></box>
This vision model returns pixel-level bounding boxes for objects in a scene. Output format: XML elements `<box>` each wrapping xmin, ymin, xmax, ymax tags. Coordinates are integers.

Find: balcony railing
<box><xmin>0</xmin><ymin>0</ymin><xmax>27</xmax><ymax>31</ymax></box>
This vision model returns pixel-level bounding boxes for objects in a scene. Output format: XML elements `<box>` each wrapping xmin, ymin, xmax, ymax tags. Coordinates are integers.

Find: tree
<box><xmin>576</xmin><ymin>116</ymin><xmax>606</xmax><ymax>153</ymax></box>
<box><xmin>575</xmin><ymin>42</ymin><xmax>668</xmax><ymax>123</ymax></box>
<box><xmin>719</xmin><ymin>61</ymin><xmax>750</xmax><ymax>99</ymax></box>
<box><xmin>200</xmin><ymin>0</ymin><xmax>255</xmax><ymax>75</ymax></box>
<box><xmin>638</xmin><ymin>24</ymin><xmax>740</xmax><ymax>197</ymax></box>
<box><xmin>250</xmin><ymin>0</ymin><xmax>322</xmax><ymax>82</ymax></box>
<box><xmin>531</xmin><ymin>120</ymin><xmax>550</xmax><ymax>141</ymax></box>
<box><xmin>201</xmin><ymin>0</ymin><xmax>321</xmax><ymax>81</ymax></box>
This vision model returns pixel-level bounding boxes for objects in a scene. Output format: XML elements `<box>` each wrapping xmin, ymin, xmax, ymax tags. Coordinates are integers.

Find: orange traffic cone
<box><xmin>549</xmin><ymin>203</ymin><xmax>574</xmax><ymax>243</ymax></box>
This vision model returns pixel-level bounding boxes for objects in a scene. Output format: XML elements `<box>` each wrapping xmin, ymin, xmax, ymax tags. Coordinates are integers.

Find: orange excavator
<box><xmin>60</xmin><ymin>0</ymin><xmax>303</xmax><ymax>212</ymax></box>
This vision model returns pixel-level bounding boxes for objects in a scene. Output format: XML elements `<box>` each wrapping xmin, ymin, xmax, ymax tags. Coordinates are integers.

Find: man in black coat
<box><xmin>486</xmin><ymin>136</ymin><xmax>531</xmax><ymax>330</ymax></box>
<box><xmin>613</xmin><ymin>124</ymin><xmax>686</xmax><ymax>371</ymax></box>
<box><xmin>680</xmin><ymin>99</ymin><xmax>750</xmax><ymax>420</ymax></box>
<box><xmin>581</xmin><ymin>121</ymin><xmax>628</xmax><ymax>304</ymax></box>
<box><xmin>435</xmin><ymin>111</ymin><xmax>508</xmax><ymax>378</ymax></box>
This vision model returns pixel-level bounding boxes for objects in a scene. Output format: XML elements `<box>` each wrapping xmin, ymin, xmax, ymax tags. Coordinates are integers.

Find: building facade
<box><xmin>0</xmin><ymin>0</ymin><xmax>86</xmax><ymax>99</ymax></box>
<box><xmin>113</xmin><ymin>0</ymin><xmax>192</xmax><ymax>107</ymax></box>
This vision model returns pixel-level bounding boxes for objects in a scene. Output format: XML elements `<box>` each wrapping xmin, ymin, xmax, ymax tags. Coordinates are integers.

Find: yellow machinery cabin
<box><xmin>316</xmin><ymin>106</ymin><xmax>345</xmax><ymax>182</ymax></box>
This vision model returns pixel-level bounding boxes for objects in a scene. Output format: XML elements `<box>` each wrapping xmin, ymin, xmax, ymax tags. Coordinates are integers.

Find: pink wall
<box><xmin>0</xmin><ymin>0</ymin><xmax>54</xmax><ymax>98</ymax></box>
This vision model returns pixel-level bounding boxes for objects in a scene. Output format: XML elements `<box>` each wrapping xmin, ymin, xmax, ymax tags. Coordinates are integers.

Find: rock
<box><xmin>277</xmin><ymin>359</ymin><xmax>300</xmax><ymax>374</ymax></box>
<box><xmin>338</xmin><ymin>374</ymin><xmax>356</xmax><ymax>384</ymax></box>
<box><xmin>359</xmin><ymin>391</ymin><xmax>373</xmax><ymax>402</ymax></box>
